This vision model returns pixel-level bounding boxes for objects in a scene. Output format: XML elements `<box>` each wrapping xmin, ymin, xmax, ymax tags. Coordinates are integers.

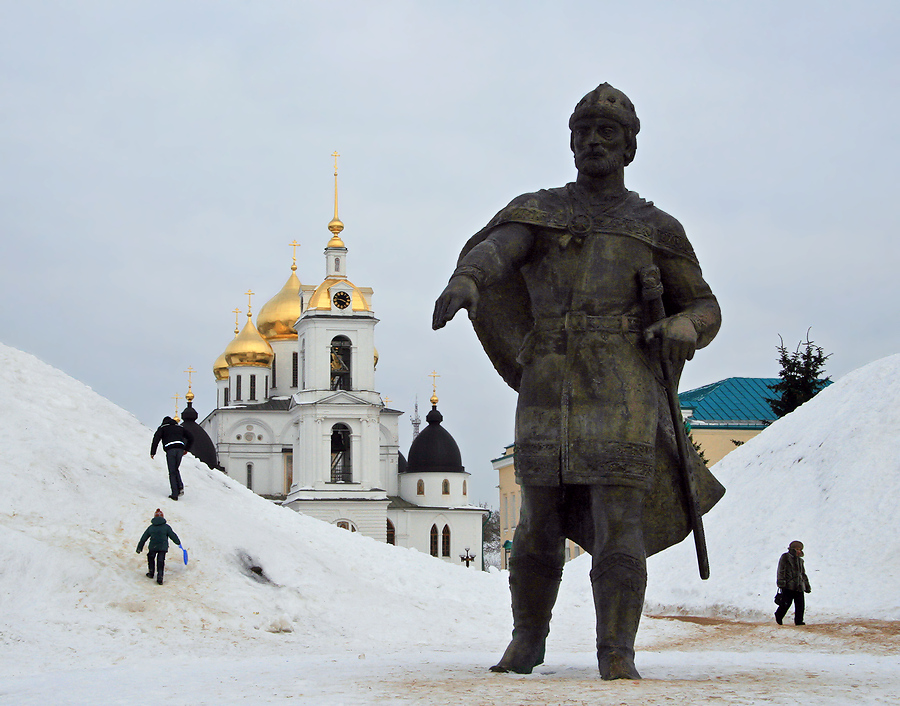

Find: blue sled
<box><xmin>181</xmin><ymin>546</ymin><xmax>188</xmax><ymax>565</ymax></box>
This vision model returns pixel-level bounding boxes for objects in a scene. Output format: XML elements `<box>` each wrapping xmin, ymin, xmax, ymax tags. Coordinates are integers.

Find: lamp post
<box><xmin>459</xmin><ymin>547</ymin><xmax>476</xmax><ymax>568</ymax></box>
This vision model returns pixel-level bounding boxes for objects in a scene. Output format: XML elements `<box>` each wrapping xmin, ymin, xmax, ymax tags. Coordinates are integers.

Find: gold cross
<box><xmin>428</xmin><ymin>371</ymin><xmax>440</xmax><ymax>406</ymax></box>
<box><xmin>172</xmin><ymin>393</ymin><xmax>182</xmax><ymax>422</ymax></box>
<box><xmin>233</xmin><ymin>307</ymin><xmax>241</xmax><ymax>335</ymax></box>
<box><xmin>332</xmin><ymin>151</ymin><xmax>340</xmax><ymax>175</ymax></box>
<box><xmin>289</xmin><ymin>240</ymin><xmax>301</xmax><ymax>265</ymax></box>
<box><xmin>383</xmin><ymin>396</ymin><xmax>391</xmax><ymax>406</ymax></box>
<box><xmin>245</xmin><ymin>289</ymin><xmax>255</xmax><ymax>316</ymax></box>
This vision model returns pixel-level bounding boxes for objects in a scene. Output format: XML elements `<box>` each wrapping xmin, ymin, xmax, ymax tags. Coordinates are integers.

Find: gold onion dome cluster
<box><xmin>224</xmin><ymin>315</ymin><xmax>274</xmax><ymax>368</ymax></box>
<box><xmin>213</xmin><ymin>351</ymin><xmax>229</xmax><ymax>380</ymax></box>
<box><xmin>257</xmin><ymin>266</ymin><xmax>302</xmax><ymax>340</ymax></box>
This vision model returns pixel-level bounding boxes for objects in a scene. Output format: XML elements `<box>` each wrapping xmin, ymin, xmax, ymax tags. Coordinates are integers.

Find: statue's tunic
<box><xmin>454</xmin><ymin>184</ymin><xmax>724</xmax><ymax>555</ymax></box>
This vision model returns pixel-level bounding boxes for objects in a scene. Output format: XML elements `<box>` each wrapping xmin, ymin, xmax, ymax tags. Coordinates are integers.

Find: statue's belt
<box><xmin>533</xmin><ymin>313</ymin><xmax>642</xmax><ymax>334</ymax></box>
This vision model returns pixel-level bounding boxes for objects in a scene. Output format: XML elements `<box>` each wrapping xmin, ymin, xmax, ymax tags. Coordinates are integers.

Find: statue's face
<box><xmin>571</xmin><ymin>117</ymin><xmax>628</xmax><ymax>177</ymax></box>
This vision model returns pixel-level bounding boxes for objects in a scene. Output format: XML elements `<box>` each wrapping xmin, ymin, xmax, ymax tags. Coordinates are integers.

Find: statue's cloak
<box><xmin>457</xmin><ymin>186</ymin><xmax>724</xmax><ymax>557</ymax></box>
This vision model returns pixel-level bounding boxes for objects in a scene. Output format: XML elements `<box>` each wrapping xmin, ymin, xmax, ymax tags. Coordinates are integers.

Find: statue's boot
<box><xmin>490</xmin><ymin>556</ymin><xmax>562</xmax><ymax>674</ymax></box>
<box><xmin>591</xmin><ymin>553</ymin><xmax>646</xmax><ymax>680</ymax></box>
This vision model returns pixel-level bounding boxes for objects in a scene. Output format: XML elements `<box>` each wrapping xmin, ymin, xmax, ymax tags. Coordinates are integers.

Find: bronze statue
<box><xmin>433</xmin><ymin>83</ymin><xmax>724</xmax><ymax>680</ymax></box>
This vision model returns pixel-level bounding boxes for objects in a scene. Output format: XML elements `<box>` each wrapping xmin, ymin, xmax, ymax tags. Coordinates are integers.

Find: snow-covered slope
<box><xmin>645</xmin><ymin>354</ymin><xmax>900</xmax><ymax>620</ymax></box>
<box><xmin>0</xmin><ymin>343</ymin><xmax>512</xmax><ymax>671</ymax></box>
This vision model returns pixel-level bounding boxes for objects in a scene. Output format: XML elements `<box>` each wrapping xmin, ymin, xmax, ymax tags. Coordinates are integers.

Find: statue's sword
<box><xmin>639</xmin><ymin>265</ymin><xmax>710</xmax><ymax>580</ymax></box>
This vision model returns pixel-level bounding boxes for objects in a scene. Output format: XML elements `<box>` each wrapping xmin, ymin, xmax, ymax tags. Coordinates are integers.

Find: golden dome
<box><xmin>213</xmin><ymin>351</ymin><xmax>229</xmax><ymax>380</ymax></box>
<box><xmin>257</xmin><ymin>269</ymin><xmax>302</xmax><ymax>340</ymax></box>
<box><xmin>224</xmin><ymin>316</ymin><xmax>274</xmax><ymax>368</ymax></box>
<box><xmin>305</xmin><ymin>278</ymin><xmax>372</xmax><ymax>312</ymax></box>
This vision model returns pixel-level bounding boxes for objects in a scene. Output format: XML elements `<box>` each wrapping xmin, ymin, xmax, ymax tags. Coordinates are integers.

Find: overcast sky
<box><xmin>2</xmin><ymin>1</ymin><xmax>898</xmax><ymax>506</ymax></box>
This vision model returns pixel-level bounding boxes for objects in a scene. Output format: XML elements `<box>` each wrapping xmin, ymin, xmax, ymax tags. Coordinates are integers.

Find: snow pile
<box><xmin>1</xmin><ymin>341</ymin><xmax>898</xmax><ymax>678</ymax></box>
<box><xmin>646</xmin><ymin>353</ymin><xmax>900</xmax><ymax>620</ymax></box>
<box><xmin>0</xmin><ymin>343</ymin><xmax>511</xmax><ymax>670</ymax></box>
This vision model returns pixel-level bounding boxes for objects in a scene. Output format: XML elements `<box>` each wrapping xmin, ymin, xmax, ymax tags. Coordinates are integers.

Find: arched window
<box><xmin>246</xmin><ymin>463</ymin><xmax>253</xmax><ymax>491</ymax></box>
<box><xmin>330</xmin><ymin>336</ymin><xmax>352</xmax><ymax>390</ymax></box>
<box><xmin>442</xmin><ymin>525</ymin><xmax>451</xmax><ymax>557</ymax></box>
<box><xmin>386</xmin><ymin>519</ymin><xmax>395</xmax><ymax>545</ymax></box>
<box><xmin>330</xmin><ymin>423</ymin><xmax>352</xmax><ymax>483</ymax></box>
<box><xmin>336</xmin><ymin>520</ymin><xmax>357</xmax><ymax>532</ymax></box>
<box><xmin>430</xmin><ymin>524</ymin><xmax>439</xmax><ymax>557</ymax></box>
<box><xmin>416</xmin><ymin>479</ymin><xmax>425</xmax><ymax>496</ymax></box>
<box><xmin>463</xmin><ymin>479</ymin><xmax>467</xmax><ymax>496</ymax></box>
<box><xmin>442</xmin><ymin>479</ymin><xmax>450</xmax><ymax>495</ymax></box>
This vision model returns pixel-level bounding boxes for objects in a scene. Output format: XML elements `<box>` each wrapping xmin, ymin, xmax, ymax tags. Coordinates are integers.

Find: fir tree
<box><xmin>767</xmin><ymin>331</ymin><xmax>831</xmax><ymax>418</ymax></box>
<box><xmin>684</xmin><ymin>423</ymin><xmax>709</xmax><ymax>464</ymax></box>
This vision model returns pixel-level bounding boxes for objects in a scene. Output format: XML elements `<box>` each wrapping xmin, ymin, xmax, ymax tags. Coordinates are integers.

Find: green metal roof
<box><xmin>679</xmin><ymin>377</ymin><xmax>781</xmax><ymax>428</ymax></box>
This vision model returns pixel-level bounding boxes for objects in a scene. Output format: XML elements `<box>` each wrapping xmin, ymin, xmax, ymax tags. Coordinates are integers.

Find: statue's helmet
<box><xmin>569</xmin><ymin>83</ymin><xmax>640</xmax><ymax>165</ymax></box>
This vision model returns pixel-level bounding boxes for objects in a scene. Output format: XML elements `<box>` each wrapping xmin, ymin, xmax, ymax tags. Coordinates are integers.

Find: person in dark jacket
<box><xmin>775</xmin><ymin>540</ymin><xmax>811</xmax><ymax>625</ymax></box>
<box><xmin>136</xmin><ymin>508</ymin><xmax>181</xmax><ymax>585</ymax></box>
<box><xmin>150</xmin><ymin>416</ymin><xmax>194</xmax><ymax>500</ymax></box>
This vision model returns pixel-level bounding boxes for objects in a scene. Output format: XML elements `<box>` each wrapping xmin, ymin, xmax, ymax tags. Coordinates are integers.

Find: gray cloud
<box><xmin>2</xmin><ymin>1</ymin><xmax>898</xmax><ymax>505</ymax></box>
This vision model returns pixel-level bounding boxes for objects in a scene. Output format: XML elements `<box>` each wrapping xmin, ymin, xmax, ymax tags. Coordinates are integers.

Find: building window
<box><xmin>442</xmin><ymin>479</ymin><xmax>450</xmax><ymax>495</ymax></box>
<box><xmin>330</xmin><ymin>336</ymin><xmax>352</xmax><ymax>390</ymax></box>
<box><xmin>224</xmin><ymin>387</ymin><xmax>230</xmax><ymax>406</ymax></box>
<box><xmin>264</xmin><ymin>376</ymin><xmax>268</xmax><ymax>399</ymax></box>
<box><xmin>386</xmin><ymin>519</ymin><xmax>395</xmax><ymax>545</ymax></box>
<box><xmin>463</xmin><ymin>479</ymin><xmax>467</xmax><ymax>496</ymax></box>
<box><xmin>430</xmin><ymin>525</ymin><xmax>439</xmax><ymax>557</ymax></box>
<box><xmin>293</xmin><ymin>350</ymin><xmax>299</xmax><ymax>388</ymax></box>
<box><xmin>330</xmin><ymin>423</ymin><xmax>352</xmax><ymax>483</ymax></box>
<box><xmin>249</xmin><ymin>375</ymin><xmax>257</xmax><ymax>401</ymax></box>
<box><xmin>442</xmin><ymin>525</ymin><xmax>451</xmax><ymax>557</ymax></box>
<box><xmin>272</xmin><ymin>353</ymin><xmax>277</xmax><ymax>388</ymax></box>
<box><xmin>235</xmin><ymin>375</ymin><xmax>242</xmax><ymax>401</ymax></box>
<box><xmin>336</xmin><ymin>520</ymin><xmax>357</xmax><ymax>532</ymax></box>
<box><xmin>246</xmin><ymin>463</ymin><xmax>253</xmax><ymax>491</ymax></box>
<box><xmin>416</xmin><ymin>479</ymin><xmax>425</xmax><ymax>496</ymax></box>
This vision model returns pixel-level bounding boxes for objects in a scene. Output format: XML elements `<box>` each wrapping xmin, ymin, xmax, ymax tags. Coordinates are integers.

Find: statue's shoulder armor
<box><xmin>620</xmin><ymin>194</ymin><xmax>697</xmax><ymax>263</ymax></box>
<box><xmin>484</xmin><ymin>187</ymin><xmax>571</xmax><ymax>232</ymax></box>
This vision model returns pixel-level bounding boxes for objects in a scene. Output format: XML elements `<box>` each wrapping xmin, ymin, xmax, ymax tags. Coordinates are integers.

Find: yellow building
<box><xmin>679</xmin><ymin>377</ymin><xmax>781</xmax><ymax>465</ymax></box>
<box><xmin>492</xmin><ymin>444</ymin><xmax>586</xmax><ymax>569</ymax></box>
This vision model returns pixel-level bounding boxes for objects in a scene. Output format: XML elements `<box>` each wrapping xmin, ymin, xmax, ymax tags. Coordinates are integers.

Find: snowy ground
<box><xmin>1</xmin><ymin>342</ymin><xmax>898</xmax><ymax>704</ymax></box>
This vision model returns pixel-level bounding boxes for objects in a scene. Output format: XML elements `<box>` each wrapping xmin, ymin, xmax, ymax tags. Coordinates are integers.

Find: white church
<box><xmin>200</xmin><ymin>167</ymin><xmax>486</xmax><ymax>564</ymax></box>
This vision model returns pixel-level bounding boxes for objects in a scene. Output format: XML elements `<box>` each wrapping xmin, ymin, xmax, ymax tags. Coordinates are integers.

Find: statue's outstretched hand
<box><xmin>432</xmin><ymin>276</ymin><xmax>479</xmax><ymax>330</ymax></box>
<box><xmin>644</xmin><ymin>315</ymin><xmax>697</xmax><ymax>363</ymax></box>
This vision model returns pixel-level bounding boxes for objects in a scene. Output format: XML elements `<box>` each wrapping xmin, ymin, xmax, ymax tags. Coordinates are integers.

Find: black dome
<box><xmin>405</xmin><ymin>405</ymin><xmax>464</xmax><ymax>473</ymax></box>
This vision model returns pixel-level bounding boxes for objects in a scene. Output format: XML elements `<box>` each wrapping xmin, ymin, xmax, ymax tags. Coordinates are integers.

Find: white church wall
<box><xmin>399</xmin><ymin>510</ymin><xmax>484</xmax><ymax>566</ymax></box>
<box><xmin>399</xmin><ymin>472</ymin><xmax>471</xmax><ymax>507</ymax></box>
<box><xmin>291</xmin><ymin>499</ymin><xmax>389</xmax><ymax>542</ymax></box>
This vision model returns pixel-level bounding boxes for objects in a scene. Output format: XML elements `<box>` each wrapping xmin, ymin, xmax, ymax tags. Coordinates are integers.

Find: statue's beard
<box><xmin>575</xmin><ymin>151</ymin><xmax>624</xmax><ymax>177</ymax></box>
